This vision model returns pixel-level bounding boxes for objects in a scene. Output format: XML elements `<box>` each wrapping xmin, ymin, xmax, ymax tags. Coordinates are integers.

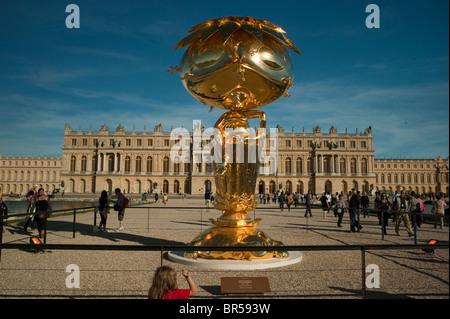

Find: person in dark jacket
<box><xmin>348</xmin><ymin>188</ymin><xmax>362</xmax><ymax>232</ymax></box>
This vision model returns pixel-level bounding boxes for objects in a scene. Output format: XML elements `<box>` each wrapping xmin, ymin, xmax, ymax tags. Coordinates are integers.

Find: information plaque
<box><xmin>221</xmin><ymin>277</ymin><xmax>270</xmax><ymax>294</ymax></box>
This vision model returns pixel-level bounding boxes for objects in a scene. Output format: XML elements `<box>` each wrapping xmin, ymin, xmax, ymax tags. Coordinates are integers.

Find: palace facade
<box><xmin>1</xmin><ymin>124</ymin><xmax>448</xmax><ymax>196</ymax></box>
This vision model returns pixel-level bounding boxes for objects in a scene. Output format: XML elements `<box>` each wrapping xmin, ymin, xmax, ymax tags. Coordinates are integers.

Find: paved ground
<box><xmin>0</xmin><ymin>197</ymin><xmax>448</xmax><ymax>299</ymax></box>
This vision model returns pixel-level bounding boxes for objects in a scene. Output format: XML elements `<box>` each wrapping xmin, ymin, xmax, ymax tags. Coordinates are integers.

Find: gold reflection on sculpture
<box><xmin>173</xmin><ymin>17</ymin><xmax>300</xmax><ymax>260</ymax></box>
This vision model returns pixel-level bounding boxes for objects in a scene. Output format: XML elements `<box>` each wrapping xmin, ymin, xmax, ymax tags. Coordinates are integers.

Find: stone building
<box><xmin>0</xmin><ymin>154</ymin><xmax>62</xmax><ymax>194</ymax></box>
<box><xmin>0</xmin><ymin>124</ymin><xmax>448</xmax><ymax>196</ymax></box>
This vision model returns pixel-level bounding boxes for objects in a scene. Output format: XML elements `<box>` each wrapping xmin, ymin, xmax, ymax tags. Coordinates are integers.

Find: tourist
<box><xmin>409</xmin><ymin>191</ymin><xmax>422</xmax><ymax>228</ymax></box>
<box><xmin>393</xmin><ymin>190</ymin><xmax>414</xmax><ymax>236</ymax></box>
<box><xmin>148</xmin><ymin>266</ymin><xmax>197</xmax><ymax>299</ymax></box>
<box><xmin>0</xmin><ymin>198</ymin><xmax>8</xmax><ymax>225</ymax></box>
<box><xmin>348</xmin><ymin>188</ymin><xmax>362</xmax><ymax>232</ymax></box>
<box><xmin>304</xmin><ymin>190</ymin><xmax>313</xmax><ymax>217</ymax></box>
<box><xmin>432</xmin><ymin>194</ymin><xmax>446</xmax><ymax>229</ymax></box>
<box><xmin>278</xmin><ymin>191</ymin><xmax>285</xmax><ymax>211</ymax></box>
<box><xmin>23</xmin><ymin>190</ymin><xmax>35</xmax><ymax>231</ymax></box>
<box><xmin>32</xmin><ymin>188</ymin><xmax>52</xmax><ymax>239</ymax></box>
<box><xmin>163</xmin><ymin>193</ymin><xmax>168</xmax><ymax>205</ymax></box>
<box><xmin>321</xmin><ymin>192</ymin><xmax>330</xmax><ymax>219</ymax></box>
<box><xmin>335</xmin><ymin>194</ymin><xmax>346</xmax><ymax>228</ymax></box>
<box><xmin>205</xmin><ymin>191</ymin><xmax>211</xmax><ymax>209</ymax></box>
<box><xmin>112</xmin><ymin>188</ymin><xmax>125</xmax><ymax>232</ymax></box>
<box><xmin>361</xmin><ymin>191</ymin><xmax>370</xmax><ymax>218</ymax></box>
<box><xmin>293</xmin><ymin>192</ymin><xmax>299</xmax><ymax>207</ymax></box>
<box><xmin>376</xmin><ymin>193</ymin><xmax>392</xmax><ymax>235</ymax></box>
<box><xmin>97</xmin><ymin>190</ymin><xmax>110</xmax><ymax>232</ymax></box>
<box><xmin>286</xmin><ymin>192</ymin><xmax>293</xmax><ymax>212</ymax></box>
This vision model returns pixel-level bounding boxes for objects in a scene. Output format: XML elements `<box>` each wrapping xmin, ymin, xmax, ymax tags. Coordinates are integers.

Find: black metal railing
<box><xmin>0</xmin><ymin>241</ymin><xmax>447</xmax><ymax>299</ymax></box>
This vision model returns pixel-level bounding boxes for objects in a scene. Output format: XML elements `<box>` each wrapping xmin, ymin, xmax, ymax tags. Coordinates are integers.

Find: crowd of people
<box><xmin>254</xmin><ymin>188</ymin><xmax>448</xmax><ymax>235</ymax></box>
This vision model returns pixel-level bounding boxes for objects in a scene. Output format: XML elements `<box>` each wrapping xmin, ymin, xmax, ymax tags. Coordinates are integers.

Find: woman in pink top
<box><xmin>148</xmin><ymin>266</ymin><xmax>198</xmax><ymax>299</ymax></box>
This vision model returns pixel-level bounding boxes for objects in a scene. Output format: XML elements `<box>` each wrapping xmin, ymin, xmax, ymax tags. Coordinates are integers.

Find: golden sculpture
<box><xmin>173</xmin><ymin>17</ymin><xmax>301</xmax><ymax>259</ymax></box>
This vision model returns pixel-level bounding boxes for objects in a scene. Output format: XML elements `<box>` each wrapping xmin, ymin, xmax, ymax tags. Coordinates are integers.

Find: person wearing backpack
<box><xmin>113</xmin><ymin>188</ymin><xmax>126</xmax><ymax>232</ymax></box>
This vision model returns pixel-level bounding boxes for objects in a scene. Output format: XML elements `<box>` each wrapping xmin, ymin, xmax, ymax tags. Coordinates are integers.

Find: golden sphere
<box><xmin>175</xmin><ymin>17</ymin><xmax>301</xmax><ymax>110</ymax></box>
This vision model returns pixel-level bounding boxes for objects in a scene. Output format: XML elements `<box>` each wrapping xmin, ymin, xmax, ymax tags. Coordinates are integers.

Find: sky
<box><xmin>0</xmin><ymin>0</ymin><xmax>448</xmax><ymax>159</ymax></box>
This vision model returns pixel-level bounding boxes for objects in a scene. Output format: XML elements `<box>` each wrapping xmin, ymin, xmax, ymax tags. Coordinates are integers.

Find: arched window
<box><xmin>340</xmin><ymin>158</ymin><xmax>346</xmax><ymax>174</ymax></box>
<box><xmin>107</xmin><ymin>155</ymin><xmax>114</xmax><ymax>172</ymax></box>
<box><xmin>146</xmin><ymin>156</ymin><xmax>153</xmax><ymax>173</ymax></box>
<box><xmin>125</xmin><ymin>156</ymin><xmax>131</xmax><ymax>172</ymax></box>
<box><xmin>136</xmin><ymin>156</ymin><xmax>142</xmax><ymax>173</ymax></box>
<box><xmin>70</xmin><ymin>156</ymin><xmax>76</xmax><ymax>172</ymax></box>
<box><xmin>81</xmin><ymin>156</ymin><xmax>87</xmax><ymax>172</ymax></box>
<box><xmin>174</xmin><ymin>180</ymin><xmax>180</xmax><ymax>194</ymax></box>
<box><xmin>163</xmin><ymin>157</ymin><xmax>170</xmax><ymax>173</ymax></box>
<box><xmin>361</xmin><ymin>158</ymin><xmax>368</xmax><ymax>174</ymax></box>
<box><xmin>350</xmin><ymin>158</ymin><xmax>357</xmax><ymax>174</ymax></box>
<box><xmin>163</xmin><ymin>180</ymin><xmax>169</xmax><ymax>193</ymax></box>
<box><xmin>285</xmin><ymin>157</ymin><xmax>291</xmax><ymax>174</ymax></box>
<box><xmin>296</xmin><ymin>157</ymin><xmax>302</xmax><ymax>174</ymax></box>
<box><xmin>307</xmin><ymin>157</ymin><xmax>314</xmax><ymax>173</ymax></box>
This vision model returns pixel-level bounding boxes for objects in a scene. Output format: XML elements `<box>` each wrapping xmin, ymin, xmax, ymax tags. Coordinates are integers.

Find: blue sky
<box><xmin>0</xmin><ymin>0</ymin><xmax>448</xmax><ymax>159</ymax></box>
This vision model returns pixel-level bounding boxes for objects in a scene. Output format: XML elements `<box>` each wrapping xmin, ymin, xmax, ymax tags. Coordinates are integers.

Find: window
<box><xmin>136</xmin><ymin>156</ymin><xmax>142</xmax><ymax>173</ymax></box>
<box><xmin>340</xmin><ymin>158</ymin><xmax>346</xmax><ymax>174</ymax></box>
<box><xmin>126</xmin><ymin>139</ymin><xmax>131</xmax><ymax>146</ymax></box>
<box><xmin>296</xmin><ymin>140</ymin><xmax>302</xmax><ymax>148</ymax></box>
<box><xmin>82</xmin><ymin>139</ymin><xmax>87</xmax><ymax>146</ymax></box>
<box><xmin>307</xmin><ymin>157</ymin><xmax>314</xmax><ymax>173</ymax></box>
<box><xmin>164</xmin><ymin>139</ymin><xmax>170</xmax><ymax>147</ymax></box>
<box><xmin>163</xmin><ymin>157</ymin><xmax>170</xmax><ymax>172</ymax></box>
<box><xmin>339</xmin><ymin>141</ymin><xmax>345</xmax><ymax>148</ymax></box>
<box><xmin>350</xmin><ymin>141</ymin><xmax>356</xmax><ymax>148</ymax></box>
<box><xmin>81</xmin><ymin>156</ymin><xmax>87</xmax><ymax>172</ymax></box>
<box><xmin>72</xmin><ymin>139</ymin><xmax>77</xmax><ymax>146</ymax></box>
<box><xmin>285</xmin><ymin>140</ymin><xmax>291</xmax><ymax>147</ymax></box>
<box><xmin>361</xmin><ymin>141</ymin><xmax>366</xmax><ymax>148</ymax></box>
<box><xmin>124</xmin><ymin>156</ymin><xmax>131</xmax><ymax>172</ymax></box>
<box><xmin>361</xmin><ymin>158</ymin><xmax>368</xmax><ymax>174</ymax></box>
<box><xmin>296</xmin><ymin>157</ymin><xmax>302</xmax><ymax>174</ymax></box>
<box><xmin>108</xmin><ymin>155</ymin><xmax>114</xmax><ymax>172</ymax></box>
<box><xmin>110</xmin><ymin>139</ymin><xmax>115</xmax><ymax>146</ymax></box>
<box><xmin>148</xmin><ymin>139</ymin><xmax>153</xmax><ymax>146</ymax></box>
<box><xmin>146</xmin><ymin>156</ymin><xmax>153</xmax><ymax>173</ymax></box>
<box><xmin>285</xmin><ymin>157</ymin><xmax>291</xmax><ymax>174</ymax></box>
<box><xmin>323</xmin><ymin>157</ymin><xmax>330</xmax><ymax>173</ymax></box>
<box><xmin>350</xmin><ymin>158</ymin><xmax>357</xmax><ymax>174</ymax></box>
<box><xmin>137</xmin><ymin>139</ymin><xmax>142</xmax><ymax>146</ymax></box>
<box><xmin>93</xmin><ymin>139</ymin><xmax>98</xmax><ymax>146</ymax></box>
<box><xmin>70</xmin><ymin>156</ymin><xmax>76</xmax><ymax>171</ymax></box>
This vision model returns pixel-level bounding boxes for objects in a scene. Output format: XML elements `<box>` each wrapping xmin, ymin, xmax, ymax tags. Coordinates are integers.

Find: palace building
<box><xmin>1</xmin><ymin>124</ymin><xmax>448</xmax><ymax>196</ymax></box>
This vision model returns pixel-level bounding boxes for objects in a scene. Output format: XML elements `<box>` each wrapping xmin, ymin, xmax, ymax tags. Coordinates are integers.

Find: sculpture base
<box><xmin>168</xmin><ymin>250</ymin><xmax>302</xmax><ymax>270</ymax></box>
<box><xmin>183</xmin><ymin>222</ymin><xmax>288</xmax><ymax>260</ymax></box>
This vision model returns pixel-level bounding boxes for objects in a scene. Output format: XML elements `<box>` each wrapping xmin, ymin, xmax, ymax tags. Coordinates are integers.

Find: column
<box><xmin>103</xmin><ymin>153</ymin><xmax>107</xmax><ymax>172</ymax></box>
<box><xmin>331</xmin><ymin>155</ymin><xmax>335</xmax><ymax>174</ymax></box>
<box><xmin>314</xmin><ymin>155</ymin><xmax>318</xmax><ymax>173</ymax></box>
<box><xmin>337</xmin><ymin>155</ymin><xmax>340</xmax><ymax>174</ymax></box>
<box><xmin>320</xmin><ymin>154</ymin><xmax>324</xmax><ymax>173</ymax></box>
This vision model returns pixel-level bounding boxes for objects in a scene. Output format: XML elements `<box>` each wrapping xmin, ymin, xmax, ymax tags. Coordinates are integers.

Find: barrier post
<box><xmin>0</xmin><ymin>214</ymin><xmax>3</xmax><ymax>262</ymax></box>
<box><xmin>147</xmin><ymin>207</ymin><xmax>150</xmax><ymax>233</ymax></box>
<box><xmin>73</xmin><ymin>209</ymin><xmax>76</xmax><ymax>239</ymax></box>
<box><xmin>412</xmin><ymin>212</ymin><xmax>417</xmax><ymax>244</ymax></box>
<box><xmin>43</xmin><ymin>211</ymin><xmax>48</xmax><ymax>244</ymax></box>
<box><xmin>361</xmin><ymin>246</ymin><xmax>366</xmax><ymax>299</ymax></box>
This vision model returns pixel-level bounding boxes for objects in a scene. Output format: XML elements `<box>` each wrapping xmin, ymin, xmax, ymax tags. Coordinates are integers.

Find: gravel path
<box><xmin>0</xmin><ymin>198</ymin><xmax>448</xmax><ymax>299</ymax></box>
